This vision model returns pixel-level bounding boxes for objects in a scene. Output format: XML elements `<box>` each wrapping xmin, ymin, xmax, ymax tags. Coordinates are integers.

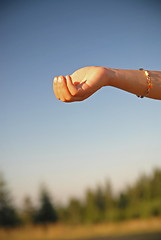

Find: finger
<box><xmin>57</xmin><ymin>76</ymin><xmax>66</xmax><ymax>102</ymax></box>
<box><xmin>53</xmin><ymin>77</ymin><xmax>60</xmax><ymax>100</ymax></box>
<box><xmin>59</xmin><ymin>76</ymin><xmax>73</xmax><ymax>102</ymax></box>
<box><xmin>66</xmin><ymin>75</ymin><xmax>78</xmax><ymax>96</ymax></box>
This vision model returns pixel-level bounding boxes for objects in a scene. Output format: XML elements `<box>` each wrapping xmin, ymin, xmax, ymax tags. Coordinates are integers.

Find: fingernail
<box><xmin>54</xmin><ymin>77</ymin><xmax>57</xmax><ymax>83</ymax></box>
<box><xmin>58</xmin><ymin>76</ymin><xmax>62</xmax><ymax>83</ymax></box>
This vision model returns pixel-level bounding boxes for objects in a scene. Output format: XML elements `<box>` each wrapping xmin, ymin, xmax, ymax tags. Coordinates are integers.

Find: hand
<box><xmin>53</xmin><ymin>66</ymin><xmax>108</xmax><ymax>102</ymax></box>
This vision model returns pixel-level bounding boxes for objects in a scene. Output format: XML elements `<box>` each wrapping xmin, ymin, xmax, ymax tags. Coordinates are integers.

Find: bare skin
<box><xmin>53</xmin><ymin>66</ymin><xmax>161</xmax><ymax>102</ymax></box>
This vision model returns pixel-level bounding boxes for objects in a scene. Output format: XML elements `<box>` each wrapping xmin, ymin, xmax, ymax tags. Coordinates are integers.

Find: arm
<box><xmin>53</xmin><ymin>66</ymin><xmax>161</xmax><ymax>102</ymax></box>
<box><xmin>107</xmin><ymin>68</ymin><xmax>161</xmax><ymax>100</ymax></box>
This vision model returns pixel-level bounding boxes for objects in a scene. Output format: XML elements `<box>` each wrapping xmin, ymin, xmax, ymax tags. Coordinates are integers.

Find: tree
<box><xmin>104</xmin><ymin>181</ymin><xmax>113</xmax><ymax>207</ymax></box>
<box><xmin>66</xmin><ymin>198</ymin><xmax>84</xmax><ymax>224</ymax></box>
<box><xmin>84</xmin><ymin>189</ymin><xmax>100</xmax><ymax>223</ymax></box>
<box><xmin>21</xmin><ymin>196</ymin><xmax>35</xmax><ymax>224</ymax></box>
<box><xmin>118</xmin><ymin>192</ymin><xmax>129</xmax><ymax>209</ymax></box>
<box><xmin>104</xmin><ymin>180</ymin><xmax>115</xmax><ymax>221</ymax></box>
<box><xmin>150</xmin><ymin>169</ymin><xmax>161</xmax><ymax>199</ymax></box>
<box><xmin>0</xmin><ymin>173</ymin><xmax>20</xmax><ymax>227</ymax></box>
<box><xmin>34</xmin><ymin>187</ymin><xmax>58</xmax><ymax>224</ymax></box>
<box><xmin>94</xmin><ymin>185</ymin><xmax>106</xmax><ymax>221</ymax></box>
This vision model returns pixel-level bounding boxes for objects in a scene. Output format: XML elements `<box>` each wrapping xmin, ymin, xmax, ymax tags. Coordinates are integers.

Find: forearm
<box><xmin>104</xmin><ymin>68</ymin><xmax>161</xmax><ymax>100</ymax></box>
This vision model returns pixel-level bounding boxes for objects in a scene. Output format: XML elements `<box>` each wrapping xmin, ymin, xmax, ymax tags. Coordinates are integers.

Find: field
<box><xmin>88</xmin><ymin>232</ymin><xmax>161</xmax><ymax>240</ymax></box>
<box><xmin>0</xmin><ymin>218</ymin><xmax>161</xmax><ymax>240</ymax></box>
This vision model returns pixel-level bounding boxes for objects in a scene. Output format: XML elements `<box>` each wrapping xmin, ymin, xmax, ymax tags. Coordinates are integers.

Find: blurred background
<box><xmin>0</xmin><ymin>0</ymin><xmax>161</xmax><ymax>239</ymax></box>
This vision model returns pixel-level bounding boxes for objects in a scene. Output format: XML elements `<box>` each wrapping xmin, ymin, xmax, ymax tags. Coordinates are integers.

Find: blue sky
<box><xmin>1</xmin><ymin>0</ymin><xmax>161</xmax><ymax>205</ymax></box>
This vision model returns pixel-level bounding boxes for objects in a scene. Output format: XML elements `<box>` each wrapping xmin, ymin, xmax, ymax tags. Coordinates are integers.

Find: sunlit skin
<box><xmin>53</xmin><ymin>66</ymin><xmax>161</xmax><ymax>102</ymax></box>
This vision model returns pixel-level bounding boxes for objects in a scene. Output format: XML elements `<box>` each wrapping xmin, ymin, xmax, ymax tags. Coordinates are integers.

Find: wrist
<box><xmin>103</xmin><ymin>67</ymin><xmax>117</xmax><ymax>86</ymax></box>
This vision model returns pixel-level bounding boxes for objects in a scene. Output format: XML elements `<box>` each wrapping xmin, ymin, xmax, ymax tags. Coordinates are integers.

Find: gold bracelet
<box><xmin>137</xmin><ymin>68</ymin><xmax>152</xmax><ymax>98</ymax></box>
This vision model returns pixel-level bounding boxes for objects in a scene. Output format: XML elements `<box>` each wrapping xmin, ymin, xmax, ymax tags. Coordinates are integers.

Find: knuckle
<box><xmin>65</xmin><ymin>96</ymin><xmax>73</xmax><ymax>102</ymax></box>
<box><xmin>71</xmin><ymin>90</ymin><xmax>78</xmax><ymax>97</ymax></box>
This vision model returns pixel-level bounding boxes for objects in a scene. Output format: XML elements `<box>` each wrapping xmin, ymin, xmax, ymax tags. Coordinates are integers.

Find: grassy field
<box><xmin>0</xmin><ymin>218</ymin><xmax>161</xmax><ymax>240</ymax></box>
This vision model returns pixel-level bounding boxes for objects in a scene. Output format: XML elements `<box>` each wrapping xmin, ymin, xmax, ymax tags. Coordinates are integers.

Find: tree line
<box><xmin>0</xmin><ymin>168</ymin><xmax>161</xmax><ymax>227</ymax></box>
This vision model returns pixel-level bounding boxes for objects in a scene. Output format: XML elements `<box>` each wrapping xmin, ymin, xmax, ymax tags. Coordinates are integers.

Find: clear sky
<box><xmin>1</xmin><ymin>0</ymin><xmax>161</xmax><ymax>206</ymax></box>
